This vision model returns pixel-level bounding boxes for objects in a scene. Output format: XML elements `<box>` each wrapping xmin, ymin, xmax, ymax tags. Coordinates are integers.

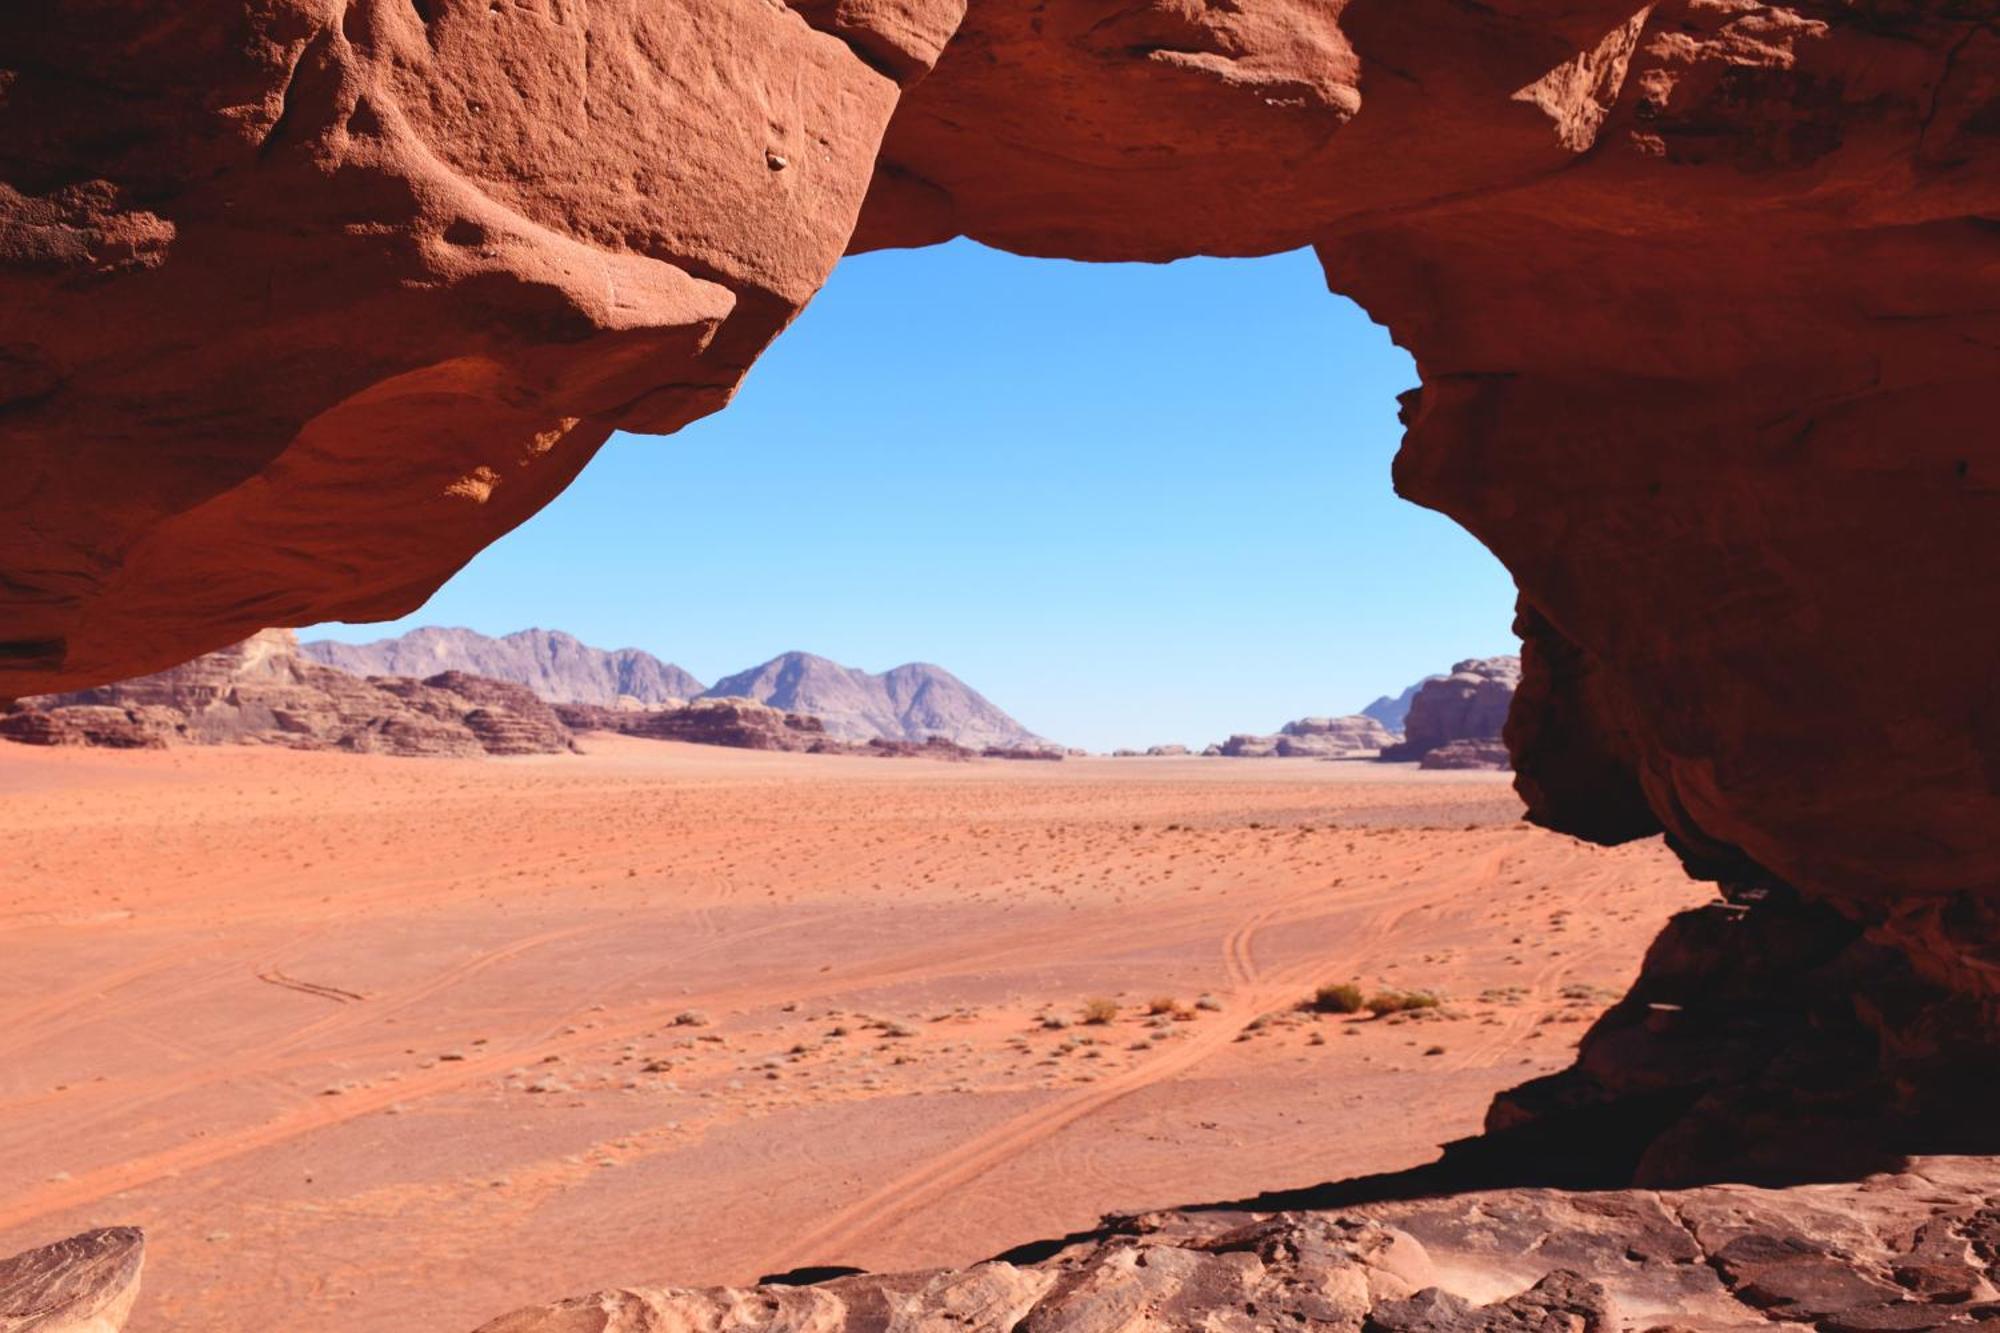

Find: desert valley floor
<box><xmin>0</xmin><ymin>739</ymin><xmax>1711</xmax><ymax>1331</ymax></box>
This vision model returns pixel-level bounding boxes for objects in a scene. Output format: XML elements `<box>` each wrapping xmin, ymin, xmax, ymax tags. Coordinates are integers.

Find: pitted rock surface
<box><xmin>472</xmin><ymin>1162</ymin><xmax>2000</xmax><ymax>1332</ymax></box>
<box><xmin>0</xmin><ymin>1227</ymin><xmax>143</xmax><ymax>1333</ymax></box>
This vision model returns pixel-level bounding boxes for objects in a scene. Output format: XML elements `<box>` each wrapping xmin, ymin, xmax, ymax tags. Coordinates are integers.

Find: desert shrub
<box><xmin>1365</xmin><ymin>990</ymin><xmax>1441</xmax><ymax>1016</ymax></box>
<box><xmin>1081</xmin><ymin>997</ymin><xmax>1121</xmax><ymax>1025</ymax></box>
<box><xmin>1146</xmin><ymin>996</ymin><xmax>1180</xmax><ymax>1016</ymax></box>
<box><xmin>1311</xmin><ymin>982</ymin><xmax>1366</xmax><ymax>1015</ymax></box>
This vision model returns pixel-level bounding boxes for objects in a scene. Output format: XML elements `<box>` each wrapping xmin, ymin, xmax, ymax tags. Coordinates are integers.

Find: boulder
<box><xmin>0</xmin><ymin>1226</ymin><xmax>144</xmax><ymax>1333</ymax></box>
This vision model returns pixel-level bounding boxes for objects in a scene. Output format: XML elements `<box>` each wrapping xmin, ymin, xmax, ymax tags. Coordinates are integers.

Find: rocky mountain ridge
<box><xmin>1</xmin><ymin>633</ymin><xmax>1051</xmax><ymax>764</ymax></box>
<box><xmin>301</xmin><ymin>627</ymin><xmax>704</xmax><ymax>707</ymax></box>
<box><xmin>702</xmin><ymin>650</ymin><xmax>1042</xmax><ymax>749</ymax></box>
<box><xmin>301</xmin><ymin>631</ymin><xmax>1043</xmax><ymax>750</ymax></box>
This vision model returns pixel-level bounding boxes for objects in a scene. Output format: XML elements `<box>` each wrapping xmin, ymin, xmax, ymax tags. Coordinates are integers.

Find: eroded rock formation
<box><xmin>1379</xmin><ymin>658</ymin><xmax>1520</xmax><ymax>765</ymax></box>
<box><xmin>3</xmin><ymin>629</ymin><xmax>576</xmax><ymax>756</ymax></box>
<box><xmin>1216</xmin><ymin>714</ymin><xmax>1399</xmax><ymax>758</ymax></box>
<box><xmin>4</xmin><ymin>0</ymin><xmax>1997</xmax><ymax>1204</ymax></box>
<box><xmin>1417</xmin><ymin>738</ymin><xmax>1512</xmax><ymax>772</ymax></box>
<box><xmin>556</xmin><ymin>696</ymin><xmax>833</xmax><ymax>751</ymax></box>
<box><xmin>0</xmin><ymin>1226</ymin><xmax>143</xmax><ymax>1333</ymax></box>
<box><xmin>475</xmin><ymin>1160</ymin><xmax>2000</xmax><ymax>1332</ymax></box>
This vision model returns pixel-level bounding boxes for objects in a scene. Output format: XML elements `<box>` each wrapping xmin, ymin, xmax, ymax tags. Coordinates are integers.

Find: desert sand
<box><xmin>0</xmin><ymin>738</ymin><xmax>1708</xmax><ymax>1331</ymax></box>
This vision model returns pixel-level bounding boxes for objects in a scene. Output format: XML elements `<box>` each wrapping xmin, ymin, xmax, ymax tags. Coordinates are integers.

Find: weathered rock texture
<box><xmin>559</xmin><ymin>696</ymin><xmax>998</xmax><ymax>760</ymax></box>
<box><xmin>556</xmin><ymin>697</ymin><xmax>832</xmax><ymax>752</ymax></box>
<box><xmin>1217</xmin><ymin>715</ymin><xmax>1398</xmax><ymax>758</ymax></box>
<box><xmin>1418</xmin><ymin>738</ymin><xmax>1512</xmax><ymax>772</ymax></box>
<box><xmin>302</xmin><ymin>628</ymin><xmax>706</xmax><ymax>706</ymax></box>
<box><xmin>0</xmin><ymin>1226</ymin><xmax>143</xmax><ymax>1333</ymax></box>
<box><xmin>1380</xmin><ymin>658</ymin><xmax>1521</xmax><ymax>766</ymax></box>
<box><xmin>3</xmin><ymin>630</ymin><xmax>574</xmax><ymax>757</ymax></box>
<box><xmin>475</xmin><ymin>1158</ymin><xmax>2000</xmax><ymax>1333</ymax></box>
<box><xmin>4</xmin><ymin>0</ymin><xmax>1999</xmax><ymax>1180</ymax></box>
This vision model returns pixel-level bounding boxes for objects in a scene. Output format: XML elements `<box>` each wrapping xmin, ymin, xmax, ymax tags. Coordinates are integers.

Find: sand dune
<box><xmin>0</xmin><ymin>739</ymin><xmax>1707</xmax><ymax>1331</ymax></box>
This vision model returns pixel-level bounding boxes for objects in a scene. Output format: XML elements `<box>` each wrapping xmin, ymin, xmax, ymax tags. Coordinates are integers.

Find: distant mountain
<box><xmin>701</xmin><ymin>652</ymin><xmax>1043</xmax><ymax>749</ymax></box>
<box><xmin>301</xmin><ymin>628</ymin><xmax>704</xmax><ymax>707</ymax></box>
<box><xmin>1360</xmin><ymin>678</ymin><xmax>1436</xmax><ymax>732</ymax></box>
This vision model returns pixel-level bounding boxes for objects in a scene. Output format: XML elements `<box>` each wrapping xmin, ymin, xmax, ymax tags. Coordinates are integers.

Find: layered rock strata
<box><xmin>475</xmin><ymin>1160</ymin><xmax>2000</xmax><ymax>1333</ymax></box>
<box><xmin>1379</xmin><ymin>659</ymin><xmax>1520</xmax><ymax>766</ymax></box>
<box><xmin>0</xmin><ymin>1226</ymin><xmax>144</xmax><ymax>1333</ymax></box>
<box><xmin>3</xmin><ymin>630</ymin><xmax>573</xmax><ymax>757</ymax></box>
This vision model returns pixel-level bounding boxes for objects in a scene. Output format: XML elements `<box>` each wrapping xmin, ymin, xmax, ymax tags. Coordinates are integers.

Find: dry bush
<box><xmin>1310</xmin><ymin>982</ymin><xmax>1366</xmax><ymax>1015</ymax></box>
<box><xmin>1364</xmin><ymin>990</ymin><xmax>1441</xmax><ymax>1016</ymax></box>
<box><xmin>1081</xmin><ymin>997</ymin><xmax>1121</xmax><ymax>1025</ymax></box>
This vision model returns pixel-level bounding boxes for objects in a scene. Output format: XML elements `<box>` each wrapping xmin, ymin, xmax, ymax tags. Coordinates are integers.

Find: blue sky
<box><xmin>308</xmin><ymin>240</ymin><xmax>1517</xmax><ymax>751</ymax></box>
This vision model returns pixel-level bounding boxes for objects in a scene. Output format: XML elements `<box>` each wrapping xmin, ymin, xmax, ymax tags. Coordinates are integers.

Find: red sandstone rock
<box><xmin>3</xmin><ymin>0</ymin><xmax>1999</xmax><ymax>1175</ymax></box>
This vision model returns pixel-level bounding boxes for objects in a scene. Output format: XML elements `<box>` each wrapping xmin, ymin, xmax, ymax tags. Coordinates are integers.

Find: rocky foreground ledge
<box><xmin>474</xmin><ymin>1159</ymin><xmax>2000</xmax><ymax>1333</ymax></box>
<box><xmin>0</xmin><ymin>1227</ymin><xmax>143</xmax><ymax>1333</ymax></box>
<box><xmin>12</xmin><ymin>1162</ymin><xmax>1998</xmax><ymax>1330</ymax></box>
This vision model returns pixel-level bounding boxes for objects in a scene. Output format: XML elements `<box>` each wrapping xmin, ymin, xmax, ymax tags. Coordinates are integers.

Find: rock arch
<box><xmin>2</xmin><ymin>0</ymin><xmax>1997</xmax><ymax>1167</ymax></box>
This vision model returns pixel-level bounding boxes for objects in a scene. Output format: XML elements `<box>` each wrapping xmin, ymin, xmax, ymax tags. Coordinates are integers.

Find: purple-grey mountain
<box><xmin>301</xmin><ymin>628</ymin><xmax>705</xmax><ymax>708</ymax></box>
<box><xmin>1360</xmin><ymin>678</ymin><xmax>1435</xmax><ymax>733</ymax></box>
<box><xmin>702</xmin><ymin>652</ymin><xmax>1043</xmax><ymax>749</ymax></box>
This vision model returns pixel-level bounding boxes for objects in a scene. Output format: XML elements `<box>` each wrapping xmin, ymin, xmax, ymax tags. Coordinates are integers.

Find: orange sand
<box><xmin>0</xmin><ymin>738</ymin><xmax>1708</xmax><ymax>1330</ymax></box>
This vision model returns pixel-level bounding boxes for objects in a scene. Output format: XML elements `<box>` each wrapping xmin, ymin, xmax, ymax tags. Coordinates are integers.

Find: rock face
<box><xmin>0</xmin><ymin>1226</ymin><xmax>144</xmax><ymax>1333</ymax></box>
<box><xmin>556</xmin><ymin>697</ymin><xmax>829</xmax><ymax>752</ymax></box>
<box><xmin>473</xmin><ymin>1159</ymin><xmax>2000</xmax><ymax>1333</ymax></box>
<box><xmin>701</xmin><ymin>653</ymin><xmax>1041</xmax><ymax>748</ymax></box>
<box><xmin>1218</xmin><ymin>715</ymin><xmax>1398</xmax><ymax>758</ymax></box>
<box><xmin>1380</xmin><ymin>659</ymin><xmax>1520</xmax><ymax>766</ymax></box>
<box><xmin>301</xmin><ymin>628</ymin><xmax>706</xmax><ymax>707</ymax></box>
<box><xmin>5</xmin><ymin>630</ymin><xmax>573</xmax><ymax>758</ymax></box>
<box><xmin>1418</xmin><ymin>739</ymin><xmax>1512</xmax><ymax>772</ymax></box>
<box><xmin>4</xmin><ymin>0</ymin><xmax>1999</xmax><ymax>1190</ymax></box>
<box><xmin>559</xmin><ymin>697</ymin><xmax>992</xmax><ymax>761</ymax></box>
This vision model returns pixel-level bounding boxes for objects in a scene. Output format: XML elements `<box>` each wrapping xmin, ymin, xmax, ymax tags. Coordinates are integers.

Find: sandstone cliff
<box><xmin>1216</xmin><ymin>714</ymin><xmax>1399</xmax><ymax>758</ymax></box>
<box><xmin>3</xmin><ymin>630</ymin><xmax>574</xmax><ymax>758</ymax></box>
<box><xmin>1379</xmin><ymin>658</ymin><xmax>1520</xmax><ymax>768</ymax></box>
